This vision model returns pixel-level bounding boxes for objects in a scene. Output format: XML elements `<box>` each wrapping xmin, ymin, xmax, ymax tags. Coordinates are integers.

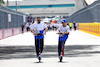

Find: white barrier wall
<box><xmin>13</xmin><ymin>28</ymin><xmax>21</xmax><ymax>35</ymax></box>
<box><xmin>0</xmin><ymin>30</ymin><xmax>3</xmax><ymax>40</ymax></box>
<box><xmin>4</xmin><ymin>29</ymin><xmax>13</xmax><ymax>38</ymax></box>
<box><xmin>0</xmin><ymin>28</ymin><xmax>22</xmax><ymax>40</ymax></box>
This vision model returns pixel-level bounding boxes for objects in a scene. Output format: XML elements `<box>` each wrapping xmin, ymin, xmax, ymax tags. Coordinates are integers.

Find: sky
<box><xmin>85</xmin><ymin>0</ymin><xmax>97</xmax><ymax>5</ymax></box>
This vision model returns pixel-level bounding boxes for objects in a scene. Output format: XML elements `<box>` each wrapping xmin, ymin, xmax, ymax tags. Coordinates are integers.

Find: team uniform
<box><xmin>30</xmin><ymin>23</ymin><xmax>47</xmax><ymax>56</ymax></box>
<box><xmin>58</xmin><ymin>25</ymin><xmax>70</xmax><ymax>56</ymax></box>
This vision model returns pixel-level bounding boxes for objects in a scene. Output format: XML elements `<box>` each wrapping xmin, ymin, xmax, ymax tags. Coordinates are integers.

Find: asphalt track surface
<box><xmin>0</xmin><ymin>31</ymin><xmax>100</xmax><ymax>67</ymax></box>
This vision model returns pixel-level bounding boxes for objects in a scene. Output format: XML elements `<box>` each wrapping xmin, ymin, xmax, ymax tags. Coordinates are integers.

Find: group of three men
<box><xmin>30</xmin><ymin>17</ymin><xmax>70</xmax><ymax>61</ymax></box>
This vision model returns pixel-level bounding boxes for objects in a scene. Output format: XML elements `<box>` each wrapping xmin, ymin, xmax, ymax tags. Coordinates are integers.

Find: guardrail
<box><xmin>79</xmin><ymin>23</ymin><xmax>100</xmax><ymax>36</ymax></box>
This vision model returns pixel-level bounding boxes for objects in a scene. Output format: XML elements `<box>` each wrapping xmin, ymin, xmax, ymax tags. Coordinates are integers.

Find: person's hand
<box><xmin>62</xmin><ymin>33</ymin><xmax>65</xmax><ymax>36</ymax></box>
<box><xmin>42</xmin><ymin>32</ymin><xmax>46</xmax><ymax>35</ymax></box>
<box><xmin>58</xmin><ymin>32</ymin><xmax>61</xmax><ymax>34</ymax></box>
<box><xmin>34</xmin><ymin>32</ymin><xmax>37</xmax><ymax>35</ymax></box>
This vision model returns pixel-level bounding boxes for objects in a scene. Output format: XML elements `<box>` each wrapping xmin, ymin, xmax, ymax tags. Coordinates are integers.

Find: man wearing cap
<box><xmin>57</xmin><ymin>19</ymin><xmax>70</xmax><ymax>57</ymax></box>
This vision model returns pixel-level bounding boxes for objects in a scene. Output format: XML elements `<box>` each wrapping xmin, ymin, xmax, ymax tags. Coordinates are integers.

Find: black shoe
<box><xmin>38</xmin><ymin>57</ymin><xmax>41</xmax><ymax>62</ymax></box>
<box><xmin>60</xmin><ymin>56</ymin><xmax>63</xmax><ymax>62</ymax></box>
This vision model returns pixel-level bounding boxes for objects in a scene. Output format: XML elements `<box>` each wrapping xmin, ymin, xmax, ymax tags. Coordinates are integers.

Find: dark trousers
<box><xmin>35</xmin><ymin>39</ymin><xmax>44</xmax><ymax>56</ymax></box>
<box><xmin>74</xmin><ymin>26</ymin><xmax>76</xmax><ymax>30</ymax></box>
<box><xmin>58</xmin><ymin>41</ymin><xmax>65</xmax><ymax>56</ymax></box>
<box><xmin>52</xmin><ymin>26</ymin><xmax>55</xmax><ymax>30</ymax></box>
<box><xmin>26</xmin><ymin>27</ymin><xmax>30</xmax><ymax>32</ymax></box>
<box><xmin>22</xmin><ymin>28</ymin><xmax>24</xmax><ymax>33</ymax></box>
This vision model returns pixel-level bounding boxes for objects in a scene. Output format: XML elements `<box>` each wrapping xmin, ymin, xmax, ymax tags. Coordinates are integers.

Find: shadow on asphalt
<box><xmin>0</xmin><ymin>45</ymin><xmax>100</xmax><ymax>60</ymax></box>
<box><xmin>58</xmin><ymin>61</ymin><xmax>67</xmax><ymax>63</ymax></box>
<box><xmin>34</xmin><ymin>62</ymin><xmax>43</xmax><ymax>63</ymax></box>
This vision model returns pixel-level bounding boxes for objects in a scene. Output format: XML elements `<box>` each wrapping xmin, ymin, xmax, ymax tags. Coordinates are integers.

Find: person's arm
<box><xmin>57</xmin><ymin>30</ymin><xmax>61</xmax><ymax>34</ymax></box>
<box><xmin>30</xmin><ymin>24</ymin><xmax>37</xmax><ymax>35</ymax></box>
<box><xmin>63</xmin><ymin>32</ymin><xmax>69</xmax><ymax>35</ymax></box>
<box><xmin>30</xmin><ymin>29</ymin><xmax>37</xmax><ymax>35</ymax></box>
<box><xmin>57</xmin><ymin>26</ymin><xmax>61</xmax><ymax>34</ymax></box>
<box><xmin>43</xmin><ymin>27</ymin><xmax>48</xmax><ymax>35</ymax></box>
<box><xmin>76</xmin><ymin>23</ymin><xmax>77</xmax><ymax>27</ymax></box>
<box><xmin>42</xmin><ymin>23</ymin><xmax>48</xmax><ymax>35</ymax></box>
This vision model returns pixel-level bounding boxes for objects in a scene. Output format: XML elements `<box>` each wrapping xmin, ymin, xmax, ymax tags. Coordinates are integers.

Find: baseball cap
<box><xmin>62</xmin><ymin>19</ymin><xmax>67</xmax><ymax>23</ymax></box>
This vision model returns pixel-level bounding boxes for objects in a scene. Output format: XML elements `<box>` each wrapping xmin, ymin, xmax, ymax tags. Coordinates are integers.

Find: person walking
<box><xmin>21</xmin><ymin>23</ymin><xmax>25</xmax><ymax>34</ymax></box>
<box><xmin>73</xmin><ymin>21</ymin><xmax>77</xmax><ymax>31</ymax></box>
<box><xmin>26</xmin><ymin>22</ymin><xmax>30</xmax><ymax>32</ymax></box>
<box><xmin>69</xmin><ymin>22</ymin><xmax>73</xmax><ymax>31</ymax></box>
